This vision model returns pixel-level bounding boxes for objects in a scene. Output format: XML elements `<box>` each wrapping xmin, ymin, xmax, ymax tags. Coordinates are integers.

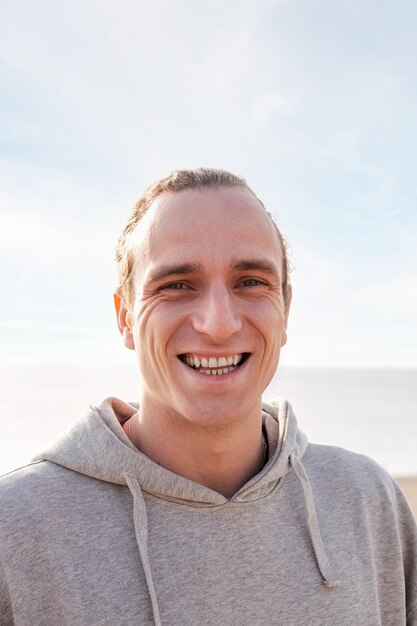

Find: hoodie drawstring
<box><xmin>289</xmin><ymin>453</ymin><xmax>341</xmax><ymax>589</ymax></box>
<box><xmin>124</xmin><ymin>473</ymin><xmax>162</xmax><ymax>626</ymax></box>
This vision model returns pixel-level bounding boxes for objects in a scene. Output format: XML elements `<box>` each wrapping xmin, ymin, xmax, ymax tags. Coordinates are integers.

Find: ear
<box><xmin>280</xmin><ymin>285</ymin><xmax>292</xmax><ymax>347</ymax></box>
<box><xmin>113</xmin><ymin>292</ymin><xmax>135</xmax><ymax>351</ymax></box>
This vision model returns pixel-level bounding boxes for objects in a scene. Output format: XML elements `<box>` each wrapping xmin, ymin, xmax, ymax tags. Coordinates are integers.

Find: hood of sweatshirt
<box><xmin>32</xmin><ymin>395</ymin><xmax>340</xmax><ymax>625</ymax></box>
<box><xmin>33</xmin><ymin>396</ymin><xmax>308</xmax><ymax>506</ymax></box>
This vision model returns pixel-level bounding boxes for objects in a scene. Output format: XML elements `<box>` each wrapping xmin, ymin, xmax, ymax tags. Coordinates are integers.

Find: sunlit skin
<box><xmin>115</xmin><ymin>186</ymin><xmax>291</xmax><ymax>498</ymax></box>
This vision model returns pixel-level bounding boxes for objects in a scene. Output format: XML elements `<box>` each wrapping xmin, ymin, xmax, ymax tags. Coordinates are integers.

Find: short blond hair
<box><xmin>115</xmin><ymin>167</ymin><xmax>291</xmax><ymax>310</ymax></box>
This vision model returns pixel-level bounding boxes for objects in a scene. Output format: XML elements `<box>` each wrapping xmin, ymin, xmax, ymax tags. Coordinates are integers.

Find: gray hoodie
<box><xmin>0</xmin><ymin>397</ymin><xmax>416</xmax><ymax>625</ymax></box>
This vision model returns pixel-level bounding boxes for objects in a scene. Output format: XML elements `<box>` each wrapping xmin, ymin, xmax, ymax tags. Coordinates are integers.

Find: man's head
<box><xmin>115</xmin><ymin>168</ymin><xmax>291</xmax><ymax>314</ymax></box>
<box><xmin>114</xmin><ymin>168</ymin><xmax>291</xmax><ymax>427</ymax></box>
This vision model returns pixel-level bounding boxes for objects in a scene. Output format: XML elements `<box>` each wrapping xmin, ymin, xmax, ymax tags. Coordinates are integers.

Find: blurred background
<box><xmin>0</xmin><ymin>1</ymin><xmax>416</xmax><ymax>490</ymax></box>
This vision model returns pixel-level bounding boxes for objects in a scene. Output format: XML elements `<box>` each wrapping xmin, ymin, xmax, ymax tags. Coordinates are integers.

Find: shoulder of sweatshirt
<box><xmin>0</xmin><ymin>459</ymin><xmax>73</xmax><ymax>491</ymax></box>
<box><xmin>304</xmin><ymin>441</ymin><xmax>394</xmax><ymax>481</ymax></box>
<box><xmin>0</xmin><ymin>461</ymin><xmax>100</xmax><ymax>523</ymax></box>
<box><xmin>303</xmin><ymin>442</ymin><xmax>413</xmax><ymax>519</ymax></box>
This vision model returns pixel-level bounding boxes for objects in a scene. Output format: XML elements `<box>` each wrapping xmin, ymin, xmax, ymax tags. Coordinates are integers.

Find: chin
<box><xmin>178</xmin><ymin>397</ymin><xmax>261</xmax><ymax>429</ymax></box>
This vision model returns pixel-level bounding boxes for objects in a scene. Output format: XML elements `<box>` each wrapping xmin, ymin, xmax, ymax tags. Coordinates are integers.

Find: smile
<box><xmin>179</xmin><ymin>353</ymin><xmax>250</xmax><ymax>376</ymax></box>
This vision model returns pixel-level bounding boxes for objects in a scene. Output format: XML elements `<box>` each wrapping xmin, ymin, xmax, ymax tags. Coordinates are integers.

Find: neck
<box><xmin>124</xmin><ymin>401</ymin><xmax>266</xmax><ymax>499</ymax></box>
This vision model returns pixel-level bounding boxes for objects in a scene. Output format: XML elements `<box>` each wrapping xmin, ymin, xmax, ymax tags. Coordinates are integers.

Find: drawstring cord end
<box><xmin>323</xmin><ymin>577</ymin><xmax>342</xmax><ymax>589</ymax></box>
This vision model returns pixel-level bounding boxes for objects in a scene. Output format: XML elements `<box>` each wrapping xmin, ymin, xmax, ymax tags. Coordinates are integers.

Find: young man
<box><xmin>0</xmin><ymin>168</ymin><xmax>416</xmax><ymax>625</ymax></box>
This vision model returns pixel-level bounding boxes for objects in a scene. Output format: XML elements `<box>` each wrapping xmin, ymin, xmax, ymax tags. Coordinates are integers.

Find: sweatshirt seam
<box><xmin>0</xmin><ymin>459</ymin><xmax>45</xmax><ymax>480</ymax></box>
<box><xmin>407</xmin><ymin>605</ymin><xmax>417</xmax><ymax>618</ymax></box>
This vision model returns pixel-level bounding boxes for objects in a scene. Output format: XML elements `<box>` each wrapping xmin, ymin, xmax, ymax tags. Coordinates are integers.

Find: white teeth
<box><xmin>183</xmin><ymin>353</ymin><xmax>245</xmax><ymax>371</ymax></box>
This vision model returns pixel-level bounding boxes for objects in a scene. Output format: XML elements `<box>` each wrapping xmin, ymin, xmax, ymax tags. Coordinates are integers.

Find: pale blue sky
<box><xmin>1</xmin><ymin>0</ymin><xmax>416</xmax><ymax>367</ymax></box>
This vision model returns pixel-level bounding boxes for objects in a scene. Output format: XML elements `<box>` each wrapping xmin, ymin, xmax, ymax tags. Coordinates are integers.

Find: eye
<box><xmin>163</xmin><ymin>282</ymin><xmax>188</xmax><ymax>290</ymax></box>
<box><xmin>239</xmin><ymin>278</ymin><xmax>266</xmax><ymax>287</ymax></box>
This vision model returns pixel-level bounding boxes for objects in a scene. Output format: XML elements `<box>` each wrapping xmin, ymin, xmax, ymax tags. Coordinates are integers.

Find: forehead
<box><xmin>131</xmin><ymin>186</ymin><xmax>282</xmax><ymax>278</ymax></box>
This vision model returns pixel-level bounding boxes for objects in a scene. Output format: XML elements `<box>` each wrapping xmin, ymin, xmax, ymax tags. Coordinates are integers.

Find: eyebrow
<box><xmin>147</xmin><ymin>263</ymin><xmax>203</xmax><ymax>283</ymax></box>
<box><xmin>231</xmin><ymin>258</ymin><xmax>280</xmax><ymax>279</ymax></box>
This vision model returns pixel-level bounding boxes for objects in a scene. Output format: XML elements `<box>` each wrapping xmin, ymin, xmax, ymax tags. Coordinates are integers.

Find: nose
<box><xmin>191</xmin><ymin>283</ymin><xmax>242</xmax><ymax>343</ymax></box>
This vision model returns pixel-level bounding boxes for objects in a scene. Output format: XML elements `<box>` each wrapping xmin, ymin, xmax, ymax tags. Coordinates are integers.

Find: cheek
<box><xmin>135</xmin><ymin>300</ymin><xmax>185</xmax><ymax>361</ymax></box>
<box><xmin>133</xmin><ymin>301</ymin><xmax>162</xmax><ymax>362</ymax></box>
<box><xmin>252</xmin><ymin>299</ymin><xmax>286</xmax><ymax>332</ymax></box>
<box><xmin>254</xmin><ymin>303</ymin><xmax>287</xmax><ymax>361</ymax></box>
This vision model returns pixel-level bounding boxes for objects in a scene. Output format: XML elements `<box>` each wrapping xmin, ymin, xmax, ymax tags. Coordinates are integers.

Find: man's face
<box><xmin>120</xmin><ymin>186</ymin><xmax>290</xmax><ymax>428</ymax></box>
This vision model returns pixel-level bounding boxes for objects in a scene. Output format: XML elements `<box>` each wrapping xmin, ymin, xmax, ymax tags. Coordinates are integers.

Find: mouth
<box><xmin>178</xmin><ymin>352</ymin><xmax>250</xmax><ymax>376</ymax></box>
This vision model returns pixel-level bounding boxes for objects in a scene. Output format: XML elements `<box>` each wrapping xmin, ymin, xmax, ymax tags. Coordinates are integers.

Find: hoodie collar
<box><xmin>32</xmin><ymin>396</ymin><xmax>307</xmax><ymax>506</ymax></box>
